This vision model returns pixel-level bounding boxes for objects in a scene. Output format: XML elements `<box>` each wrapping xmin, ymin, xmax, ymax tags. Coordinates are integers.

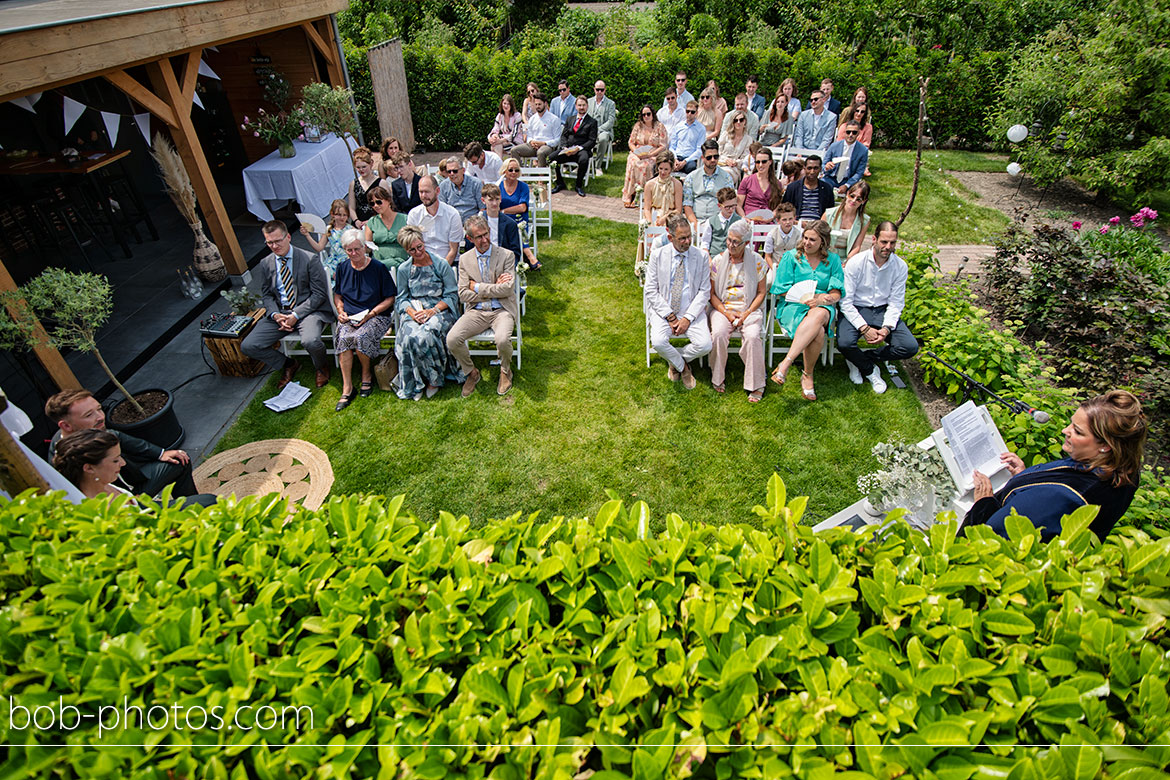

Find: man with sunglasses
<box><xmin>587</xmin><ymin>80</ymin><xmax>616</xmax><ymax>168</ymax></box>
<box><xmin>657</xmin><ymin>88</ymin><xmax>685</xmax><ymax>132</ymax></box>
<box><xmin>668</xmin><ymin>100</ymin><xmax>706</xmax><ymax>173</ymax></box>
<box><xmin>664</xmin><ymin>72</ymin><xmax>695</xmax><ymax>109</ymax></box>
<box><xmin>683</xmin><ymin>139</ymin><xmax>737</xmax><ymax>225</ymax></box>
<box><xmin>792</xmin><ymin>89</ymin><xmax>837</xmax><ymax>155</ymax></box>
<box><xmin>822</xmin><ymin>121</ymin><xmax>869</xmax><ymax>195</ymax></box>
<box><xmin>549</xmin><ymin>80</ymin><xmax>576</xmax><ymax>125</ymax></box>
<box><xmin>551</xmin><ymin>96</ymin><xmax>597</xmax><ymax>197</ymax></box>
<box><xmin>242</xmin><ymin>220</ymin><xmax>334</xmax><ymax>389</ymax></box>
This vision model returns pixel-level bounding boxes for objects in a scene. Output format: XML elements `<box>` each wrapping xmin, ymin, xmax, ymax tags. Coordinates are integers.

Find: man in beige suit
<box><xmin>448</xmin><ymin>214</ymin><xmax>518</xmax><ymax>396</ymax></box>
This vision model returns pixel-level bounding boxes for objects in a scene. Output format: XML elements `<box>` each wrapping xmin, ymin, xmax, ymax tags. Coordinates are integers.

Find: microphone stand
<box><xmin>923</xmin><ymin>350</ymin><xmax>1040</xmax><ymax>420</ymax></box>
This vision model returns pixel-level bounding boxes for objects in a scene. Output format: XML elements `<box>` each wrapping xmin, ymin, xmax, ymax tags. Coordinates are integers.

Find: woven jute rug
<box><xmin>193</xmin><ymin>438</ymin><xmax>333</xmax><ymax>510</ymax></box>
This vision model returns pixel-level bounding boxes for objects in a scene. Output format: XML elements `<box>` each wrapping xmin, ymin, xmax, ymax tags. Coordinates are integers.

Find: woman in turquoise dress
<box><xmin>392</xmin><ymin>225</ymin><xmax>463</xmax><ymax>400</ymax></box>
<box><xmin>769</xmin><ymin>219</ymin><xmax>844</xmax><ymax>401</ymax></box>
<box><xmin>363</xmin><ymin>185</ymin><xmax>408</xmax><ymax>268</ymax></box>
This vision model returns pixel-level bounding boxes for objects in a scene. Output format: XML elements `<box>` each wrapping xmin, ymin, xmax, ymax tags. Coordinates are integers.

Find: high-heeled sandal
<box><xmin>800</xmin><ymin>370</ymin><xmax>817</xmax><ymax>401</ymax></box>
<box><xmin>771</xmin><ymin>358</ymin><xmax>792</xmax><ymax>386</ymax></box>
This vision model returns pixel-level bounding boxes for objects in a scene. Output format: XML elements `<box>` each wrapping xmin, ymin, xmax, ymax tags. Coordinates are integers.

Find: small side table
<box><xmin>204</xmin><ymin>309</ymin><xmax>265</xmax><ymax>377</ymax></box>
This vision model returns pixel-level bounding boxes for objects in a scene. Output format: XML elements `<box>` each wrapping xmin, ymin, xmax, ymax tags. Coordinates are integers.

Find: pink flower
<box><xmin>1099</xmin><ymin>225</ymin><xmax>1109</xmax><ymax>234</ymax></box>
<box><xmin>1139</xmin><ymin>207</ymin><xmax>1159</xmax><ymax>221</ymax></box>
<box><xmin>298</xmin><ymin>134</ymin><xmax>305</xmax><ymax>141</ymax></box>
<box><xmin>1072</xmin><ymin>221</ymin><xmax>1082</xmax><ymax>230</ymax></box>
<box><xmin>243</xmin><ymin>116</ymin><xmax>249</xmax><ymax>123</ymax></box>
<box><xmin>1131</xmin><ymin>214</ymin><xmax>1146</xmax><ymax>228</ymax></box>
<box><xmin>253</xmin><ymin>131</ymin><xmax>260</xmax><ymax>137</ymax></box>
<box><xmin>1109</xmin><ymin>216</ymin><xmax>1120</xmax><ymax>225</ymax></box>
<box><xmin>299</xmin><ymin>120</ymin><xmax>306</xmax><ymax>126</ymax></box>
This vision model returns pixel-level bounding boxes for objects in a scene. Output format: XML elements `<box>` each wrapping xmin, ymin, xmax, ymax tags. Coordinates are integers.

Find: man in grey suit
<box><xmin>448</xmin><ymin>215</ymin><xmax>518</xmax><ymax>397</ymax></box>
<box><xmin>241</xmin><ymin>220</ymin><xmax>335</xmax><ymax>389</ymax></box>
<box><xmin>588</xmin><ymin>80</ymin><xmax>616</xmax><ymax>169</ymax></box>
<box><xmin>644</xmin><ymin>213</ymin><xmax>712</xmax><ymax>390</ymax></box>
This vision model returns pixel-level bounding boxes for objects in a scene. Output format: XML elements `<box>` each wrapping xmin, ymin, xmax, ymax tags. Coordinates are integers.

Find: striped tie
<box><xmin>279</xmin><ymin>256</ymin><xmax>296</xmax><ymax>309</ymax></box>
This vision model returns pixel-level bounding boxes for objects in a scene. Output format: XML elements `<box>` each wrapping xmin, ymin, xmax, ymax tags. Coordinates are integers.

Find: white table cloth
<box><xmin>242</xmin><ymin>134</ymin><xmax>355</xmax><ymax>222</ymax></box>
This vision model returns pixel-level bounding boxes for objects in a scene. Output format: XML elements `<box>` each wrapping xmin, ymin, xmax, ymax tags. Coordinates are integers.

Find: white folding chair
<box><xmin>465</xmin><ymin>279</ymin><xmax>522</xmax><ymax>370</ymax></box>
<box><xmin>765</xmin><ymin>293</ymin><xmax>834</xmax><ymax>368</ymax></box>
<box><xmin>750</xmin><ymin>223</ymin><xmax>773</xmax><ymax>255</ymax></box>
<box><xmin>519</xmin><ymin>166</ymin><xmax>554</xmax><ymax>238</ymax></box>
<box><xmin>280</xmin><ymin>295</ymin><xmax>339</xmax><ymax>366</ymax></box>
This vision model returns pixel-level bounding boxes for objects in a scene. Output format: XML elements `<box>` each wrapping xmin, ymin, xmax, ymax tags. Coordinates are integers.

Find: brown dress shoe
<box><xmin>316</xmin><ymin>367</ymin><xmax>331</xmax><ymax>388</ymax></box>
<box><xmin>667</xmin><ymin>364</ymin><xmax>681</xmax><ymax>382</ymax></box>
<box><xmin>497</xmin><ymin>369</ymin><xmax>513</xmax><ymax>396</ymax></box>
<box><xmin>278</xmin><ymin>359</ymin><xmax>301</xmax><ymax>389</ymax></box>
<box><xmin>680</xmin><ymin>362</ymin><xmax>697</xmax><ymax>390</ymax></box>
<box><xmin>461</xmin><ymin>368</ymin><xmax>481</xmax><ymax>398</ymax></box>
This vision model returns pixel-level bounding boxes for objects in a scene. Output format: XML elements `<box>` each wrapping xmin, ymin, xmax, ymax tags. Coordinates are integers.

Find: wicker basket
<box><xmin>204</xmin><ymin>309</ymin><xmax>265</xmax><ymax>377</ymax></box>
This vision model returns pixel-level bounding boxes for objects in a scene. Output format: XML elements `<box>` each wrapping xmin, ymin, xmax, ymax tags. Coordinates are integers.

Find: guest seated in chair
<box><xmin>644</xmin><ymin>214</ymin><xmax>712</xmax><ymax>390</ymax></box>
<box><xmin>822</xmin><ymin>121</ymin><xmax>870</xmax><ymax>197</ymax></box>
<box><xmin>488</xmin><ymin>93</ymin><xmax>525</xmax><ymax>158</ymax></box>
<box><xmin>448</xmin><ymin>215</ymin><xmax>519</xmax><ymax>398</ymax></box>
<box><xmin>300</xmin><ymin>198</ymin><xmax>351</xmax><ymax>283</ymax></box>
<box><xmin>391</xmin><ymin>152</ymin><xmax>423</xmax><ymax>214</ymax></box>
<box><xmin>763</xmin><ymin>202</ymin><xmax>801</xmax><ymax>283</ymax></box>
<box><xmin>496</xmin><ymin>161</ymin><xmax>542</xmax><ymax>270</ymax></box>
<box><xmin>53</xmin><ymin>429</ymin><xmax>216</xmax><ymax>508</ymax></box>
<box><xmin>588</xmin><ymin>80</ymin><xmax>617</xmax><ymax>166</ymax></box>
<box><xmin>698</xmin><ymin>187</ymin><xmax>742</xmax><ymax>256</ymax></box>
<box><xmin>439</xmin><ymin>156</ymin><xmax>485</xmax><ymax>223</ymax></box>
<box><xmin>363</xmin><ymin>185</ymin><xmax>408</xmax><ymax>268</ymax></box>
<box><xmin>837</xmin><ymin>221</ymin><xmax>918</xmax><ymax>394</ymax></box>
<box><xmin>552</xmin><ymin>96</ymin><xmax>597</xmax><ymax>197</ymax></box>
<box><xmin>463</xmin><ymin>141</ymin><xmax>503</xmax><ymax>183</ymax></box>
<box><xmin>241</xmin><ymin>220</ymin><xmax>334</xmax><ymax>389</ymax></box>
<box><xmin>684</xmin><ymin>140</ymin><xmax>738</xmax><ymax>226</ymax></box>
<box><xmin>769</xmin><ymin>219</ymin><xmax>843</xmax><ymax>402</ymax></box>
<box><xmin>822</xmin><ymin>180</ymin><xmax>870</xmax><ymax>261</ymax></box>
<box><xmin>333</xmin><ymin>228</ymin><xmax>397</xmax><ymax>411</ymax></box>
<box><xmin>46</xmin><ymin>389</ymin><xmax>201</xmax><ymax>500</ymax></box>
<box><xmin>964</xmin><ymin>390</ymin><xmax>1147</xmax><ymax>541</ymax></box>
<box><xmin>509</xmin><ymin>92</ymin><xmax>561</xmax><ymax>166</ymax></box>
<box><xmin>392</xmin><ymin>225</ymin><xmax>463</xmax><ymax>400</ymax></box>
<box><xmin>480</xmin><ymin>183</ymin><xmax>523</xmax><ymax>264</ymax></box>
<box><xmin>643</xmin><ymin>151</ymin><xmax>684</xmax><ymax>227</ymax></box>
<box><xmin>708</xmin><ymin>221</ymin><xmax>768</xmax><ymax>402</ymax></box>
<box><xmin>782</xmin><ymin>155</ymin><xmax>835</xmax><ymax>226</ymax></box>
<box><xmin>347</xmin><ymin>147</ymin><xmax>382</xmax><ymax>230</ymax></box>
<box><xmin>669</xmin><ymin>101</ymin><xmax>707</xmax><ymax>174</ymax></box>
<box><xmin>406</xmin><ymin>175</ymin><xmax>464</xmax><ymax>266</ymax></box>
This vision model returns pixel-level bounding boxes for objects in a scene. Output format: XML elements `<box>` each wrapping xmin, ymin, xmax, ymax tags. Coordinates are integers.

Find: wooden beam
<box><xmin>301</xmin><ymin>21</ymin><xmax>335</xmax><ymax>68</ymax></box>
<box><xmin>0</xmin><ymin>404</ymin><xmax>51</xmax><ymax>497</ymax></box>
<box><xmin>147</xmin><ymin>58</ymin><xmax>247</xmax><ymax>275</ymax></box>
<box><xmin>317</xmin><ymin>18</ymin><xmax>346</xmax><ymax>88</ymax></box>
<box><xmin>0</xmin><ymin>260</ymin><xmax>81</xmax><ymax>392</ymax></box>
<box><xmin>103</xmin><ymin>69</ymin><xmax>178</xmax><ymax>127</ymax></box>
<box><xmin>0</xmin><ymin>0</ymin><xmax>348</xmax><ymax>102</ymax></box>
<box><xmin>179</xmin><ymin>49</ymin><xmax>201</xmax><ymax>104</ymax></box>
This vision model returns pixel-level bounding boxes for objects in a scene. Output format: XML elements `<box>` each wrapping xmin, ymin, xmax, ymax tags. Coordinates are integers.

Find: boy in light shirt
<box><xmin>763</xmin><ymin>202</ymin><xmax>801</xmax><ymax>285</ymax></box>
<box><xmin>698</xmin><ymin>188</ymin><xmax>743</xmax><ymax>256</ymax></box>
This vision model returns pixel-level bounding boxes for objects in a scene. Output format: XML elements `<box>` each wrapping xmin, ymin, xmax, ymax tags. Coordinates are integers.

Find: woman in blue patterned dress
<box><xmin>768</xmin><ymin>219</ymin><xmax>844</xmax><ymax>401</ymax></box>
<box><xmin>392</xmin><ymin>225</ymin><xmax>463</xmax><ymax>400</ymax></box>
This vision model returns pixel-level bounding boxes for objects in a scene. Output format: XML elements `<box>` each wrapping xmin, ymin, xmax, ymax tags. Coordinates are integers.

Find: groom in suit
<box><xmin>241</xmin><ymin>220</ymin><xmax>334</xmax><ymax>389</ymax></box>
<box><xmin>448</xmin><ymin>215</ymin><xmax>519</xmax><ymax>397</ymax></box>
<box><xmin>551</xmin><ymin>96</ymin><xmax>597</xmax><ymax>197</ymax></box>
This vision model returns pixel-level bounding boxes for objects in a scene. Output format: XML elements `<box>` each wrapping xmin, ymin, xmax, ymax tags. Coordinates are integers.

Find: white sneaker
<box><xmin>867</xmin><ymin>367</ymin><xmax>887</xmax><ymax>394</ymax></box>
<box><xmin>847</xmin><ymin>361</ymin><xmax>864</xmax><ymax>385</ymax></box>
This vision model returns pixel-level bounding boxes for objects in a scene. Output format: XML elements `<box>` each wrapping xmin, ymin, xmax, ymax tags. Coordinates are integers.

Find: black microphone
<box><xmin>923</xmin><ymin>351</ymin><xmax>1051</xmax><ymax>425</ymax></box>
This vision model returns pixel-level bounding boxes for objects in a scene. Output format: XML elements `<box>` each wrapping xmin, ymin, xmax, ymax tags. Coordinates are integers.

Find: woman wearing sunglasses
<box><xmin>622</xmin><ymin>105</ymin><xmax>668</xmax><ymax>209</ymax></box>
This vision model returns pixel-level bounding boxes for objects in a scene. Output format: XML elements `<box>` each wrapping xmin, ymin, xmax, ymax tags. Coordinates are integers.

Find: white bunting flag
<box><xmin>27</xmin><ymin>92</ymin><xmax>42</xmax><ymax>106</ymax></box>
<box><xmin>192</xmin><ymin>91</ymin><xmax>204</xmax><ymax>110</ymax></box>
<box><xmin>101</xmin><ymin>111</ymin><xmax>120</xmax><ymax>147</ymax></box>
<box><xmin>63</xmin><ymin>96</ymin><xmax>87</xmax><ymax>134</ymax></box>
<box><xmin>198</xmin><ymin>60</ymin><xmax>220</xmax><ymax>80</ymax></box>
<box><xmin>10</xmin><ymin>96</ymin><xmax>35</xmax><ymax>113</ymax></box>
<box><xmin>134</xmin><ymin>112</ymin><xmax>151</xmax><ymax>145</ymax></box>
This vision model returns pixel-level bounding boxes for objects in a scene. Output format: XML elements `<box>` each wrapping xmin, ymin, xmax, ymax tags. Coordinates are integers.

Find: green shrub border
<box><xmin>344</xmin><ymin>43</ymin><xmax>1006</xmax><ymax>153</ymax></box>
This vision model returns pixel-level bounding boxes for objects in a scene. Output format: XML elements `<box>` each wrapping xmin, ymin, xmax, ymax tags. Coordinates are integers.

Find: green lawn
<box><xmin>590</xmin><ymin>149</ymin><xmax>1009</xmax><ymax>244</ymax></box>
<box><xmin>216</xmin><ymin>214</ymin><xmax>931</xmax><ymax>526</ymax></box>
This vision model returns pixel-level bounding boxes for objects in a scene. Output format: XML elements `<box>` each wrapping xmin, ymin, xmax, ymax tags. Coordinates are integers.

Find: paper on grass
<box><xmin>264</xmin><ymin>381</ymin><xmax>311</xmax><ymax>413</ymax></box>
<box><xmin>942</xmin><ymin>400</ymin><xmax>1006</xmax><ymax>490</ymax></box>
<box><xmin>296</xmin><ymin>213</ymin><xmax>328</xmax><ymax>236</ymax></box>
<box><xmin>785</xmin><ymin>279</ymin><xmax>817</xmax><ymax>304</ymax></box>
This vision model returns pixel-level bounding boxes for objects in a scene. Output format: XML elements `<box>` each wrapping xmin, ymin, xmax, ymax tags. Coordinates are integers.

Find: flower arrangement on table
<box><xmin>856</xmin><ymin>439</ymin><xmax>953</xmax><ymax>529</ymax></box>
<box><xmin>240</xmin><ymin>72</ymin><xmax>305</xmax><ymax>158</ymax></box>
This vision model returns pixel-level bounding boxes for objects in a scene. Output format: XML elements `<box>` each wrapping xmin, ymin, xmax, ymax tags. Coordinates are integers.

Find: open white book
<box><xmin>939</xmin><ymin>401</ymin><xmax>1009</xmax><ymax>491</ymax></box>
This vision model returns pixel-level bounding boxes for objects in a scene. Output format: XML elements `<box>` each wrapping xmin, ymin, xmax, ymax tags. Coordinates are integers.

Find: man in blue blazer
<box><xmin>821</xmin><ymin>121</ymin><xmax>870</xmax><ymax>195</ymax></box>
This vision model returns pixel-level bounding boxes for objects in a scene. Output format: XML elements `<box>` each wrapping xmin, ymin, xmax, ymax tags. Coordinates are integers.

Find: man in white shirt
<box><xmin>838</xmin><ymin>222</ymin><xmax>920</xmax><ymax>393</ymax></box>
<box><xmin>406</xmin><ymin>175</ymin><xmax>463</xmax><ymax>265</ymax></box>
<box><xmin>463</xmin><ymin>142</ymin><xmax>502</xmax><ymax>183</ymax></box>
<box><xmin>791</xmin><ymin>90</ymin><xmax>837</xmax><ymax>155</ymax></box>
<box><xmin>657</xmin><ymin>88</ymin><xmax>685</xmax><ymax>133</ymax></box>
<box><xmin>549</xmin><ymin>80</ymin><xmax>576</xmax><ymax>125</ymax></box>
<box><xmin>665</xmin><ymin>71</ymin><xmax>695</xmax><ymax>109</ymax></box>
<box><xmin>509</xmin><ymin>92</ymin><xmax>562</xmax><ymax>166</ymax></box>
<box><xmin>644</xmin><ymin>213</ymin><xmax>712</xmax><ymax>389</ymax></box>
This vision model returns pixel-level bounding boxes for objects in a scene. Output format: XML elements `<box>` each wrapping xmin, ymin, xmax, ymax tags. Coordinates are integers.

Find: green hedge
<box><xmin>3</xmin><ymin>481</ymin><xmax>1170</xmax><ymax>777</ymax></box>
<box><xmin>343</xmin><ymin>43</ymin><xmax>1007</xmax><ymax>154</ymax></box>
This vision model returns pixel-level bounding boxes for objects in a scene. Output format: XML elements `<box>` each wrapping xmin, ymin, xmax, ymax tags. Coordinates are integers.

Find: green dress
<box><xmin>769</xmin><ymin>250</ymin><xmax>845</xmax><ymax>337</ymax></box>
<box><xmin>368</xmin><ymin>212</ymin><xmax>408</xmax><ymax>268</ymax></box>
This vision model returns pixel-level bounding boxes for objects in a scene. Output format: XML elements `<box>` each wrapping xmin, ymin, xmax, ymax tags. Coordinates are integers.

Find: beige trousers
<box><xmin>709</xmin><ymin>308</ymin><xmax>765</xmax><ymax>391</ymax></box>
<box><xmin>446</xmin><ymin>308</ymin><xmax>514</xmax><ymax>375</ymax></box>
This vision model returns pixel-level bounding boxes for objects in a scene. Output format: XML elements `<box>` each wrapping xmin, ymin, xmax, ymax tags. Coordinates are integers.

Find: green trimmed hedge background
<box><xmin>345</xmin><ymin>43</ymin><xmax>1007</xmax><ymax>154</ymax></box>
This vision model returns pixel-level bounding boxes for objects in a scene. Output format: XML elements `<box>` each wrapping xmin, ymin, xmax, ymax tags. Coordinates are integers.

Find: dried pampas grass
<box><xmin>151</xmin><ymin>132</ymin><xmax>198</xmax><ymax>224</ymax></box>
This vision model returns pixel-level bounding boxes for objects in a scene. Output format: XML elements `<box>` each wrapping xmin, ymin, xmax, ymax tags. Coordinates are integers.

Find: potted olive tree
<box><xmin>298</xmin><ymin>82</ymin><xmax>360</xmax><ymax>151</ymax></box>
<box><xmin>0</xmin><ymin>268</ymin><xmax>185</xmax><ymax>448</ymax></box>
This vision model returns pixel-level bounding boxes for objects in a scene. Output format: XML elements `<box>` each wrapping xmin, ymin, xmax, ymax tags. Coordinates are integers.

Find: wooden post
<box><xmin>302</xmin><ymin>19</ymin><xmax>345</xmax><ymax>87</ymax></box>
<box><xmin>896</xmin><ymin>77</ymin><xmax>930</xmax><ymax>229</ymax></box>
<box><xmin>368</xmin><ymin>39</ymin><xmax>415</xmax><ymax>151</ymax></box>
<box><xmin>117</xmin><ymin>55</ymin><xmax>248</xmax><ymax>276</ymax></box>
<box><xmin>0</xmin><ymin>396</ymin><xmax>51</xmax><ymax>496</ymax></box>
<box><xmin>0</xmin><ymin>259</ymin><xmax>80</xmax><ymax>391</ymax></box>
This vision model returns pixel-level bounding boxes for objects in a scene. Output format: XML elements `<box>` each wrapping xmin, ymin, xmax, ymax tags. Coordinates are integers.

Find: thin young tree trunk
<box><xmin>92</xmin><ymin>347</ymin><xmax>145</xmax><ymax>416</ymax></box>
<box><xmin>896</xmin><ymin>77</ymin><xmax>930</xmax><ymax>228</ymax></box>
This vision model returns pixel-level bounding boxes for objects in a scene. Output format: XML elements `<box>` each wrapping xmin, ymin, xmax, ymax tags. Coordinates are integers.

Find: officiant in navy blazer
<box><xmin>551</xmin><ymin>96</ymin><xmax>598</xmax><ymax>197</ymax></box>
